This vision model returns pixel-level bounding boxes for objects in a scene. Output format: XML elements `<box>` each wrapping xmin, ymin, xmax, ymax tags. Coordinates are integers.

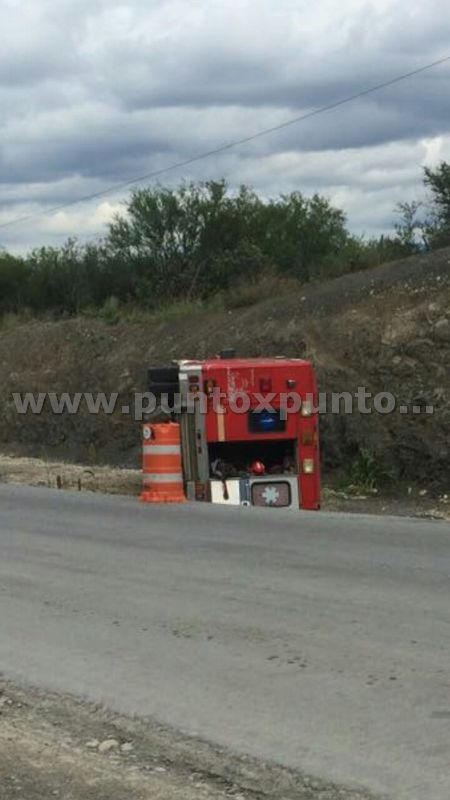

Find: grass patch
<box><xmin>348</xmin><ymin>449</ymin><xmax>393</xmax><ymax>493</ymax></box>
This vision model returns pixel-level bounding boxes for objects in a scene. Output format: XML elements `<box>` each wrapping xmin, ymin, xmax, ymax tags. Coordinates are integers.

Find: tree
<box><xmin>423</xmin><ymin>162</ymin><xmax>450</xmax><ymax>247</ymax></box>
<box><xmin>0</xmin><ymin>180</ymin><xmax>361</xmax><ymax>318</ymax></box>
<box><xmin>107</xmin><ymin>181</ymin><xmax>352</xmax><ymax>299</ymax></box>
<box><xmin>0</xmin><ymin>252</ymin><xmax>29</xmax><ymax>314</ymax></box>
<box><xmin>424</xmin><ymin>162</ymin><xmax>450</xmax><ymax>222</ymax></box>
<box><xmin>393</xmin><ymin>202</ymin><xmax>424</xmax><ymax>253</ymax></box>
<box><xmin>107</xmin><ymin>181</ymin><xmax>240</xmax><ymax>302</ymax></box>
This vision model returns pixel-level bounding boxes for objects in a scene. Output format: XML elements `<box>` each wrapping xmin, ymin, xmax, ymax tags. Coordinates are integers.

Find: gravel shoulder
<box><xmin>0</xmin><ymin>453</ymin><xmax>448</xmax><ymax>521</ymax></box>
<box><xmin>0</xmin><ymin>681</ymin><xmax>379</xmax><ymax>800</ymax></box>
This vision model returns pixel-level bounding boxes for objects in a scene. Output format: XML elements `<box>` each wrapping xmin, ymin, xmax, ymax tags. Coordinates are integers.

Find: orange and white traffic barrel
<box><xmin>140</xmin><ymin>422</ymin><xmax>186</xmax><ymax>503</ymax></box>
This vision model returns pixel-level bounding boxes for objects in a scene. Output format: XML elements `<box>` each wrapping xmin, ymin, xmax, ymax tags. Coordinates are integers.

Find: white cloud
<box><xmin>41</xmin><ymin>201</ymin><xmax>121</xmax><ymax>235</ymax></box>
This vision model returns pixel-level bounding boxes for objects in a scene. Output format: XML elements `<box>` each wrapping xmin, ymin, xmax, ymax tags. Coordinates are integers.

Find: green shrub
<box><xmin>349</xmin><ymin>449</ymin><xmax>392</xmax><ymax>492</ymax></box>
<box><xmin>99</xmin><ymin>296</ymin><xmax>120</xmax><ymax>325</ymax></box>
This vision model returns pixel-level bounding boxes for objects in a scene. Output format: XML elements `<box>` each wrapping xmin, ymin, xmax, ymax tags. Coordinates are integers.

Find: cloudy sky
<box><xmin>1</xmin><ymin>0</ymin><xmax>450</xmax><ymax>252</ymax></box>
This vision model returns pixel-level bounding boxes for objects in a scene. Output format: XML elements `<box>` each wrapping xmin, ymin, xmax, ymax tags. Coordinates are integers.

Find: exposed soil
<box><xmin>0</xmin><ymin>247</ymin><xmax>449</xmax><ymax>488</ymax></box>
<box><xmin>0</xmin><ymin>681</ymin><xmax>379</xmax><ymax>800</ymax></box>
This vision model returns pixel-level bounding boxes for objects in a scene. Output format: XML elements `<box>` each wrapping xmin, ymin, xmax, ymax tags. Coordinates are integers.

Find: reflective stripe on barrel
<box><xmin>143</xmin><ymin>473</ymin><xmax>184</xmax><ymax>483</ymax></box>
<box><xmin>143</xmin><ymin>445</ymin><xmax>181</xmax><ymax>455</ymax></box>
<box><xmin>140</xmin><ymin>422</ymin><xmax>186</xmax><ymax>504</ymax></box>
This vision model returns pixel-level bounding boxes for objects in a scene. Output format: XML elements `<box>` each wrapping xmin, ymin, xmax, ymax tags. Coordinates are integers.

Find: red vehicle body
<box><xmin>149</xmin><ymin>354</ymin><xmax>321</xmax><ymax>510</ymax></box>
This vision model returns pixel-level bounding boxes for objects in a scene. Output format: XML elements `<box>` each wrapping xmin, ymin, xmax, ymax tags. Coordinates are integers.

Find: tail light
<box><xmin>303</xmin><ymin>458</ymin><xmax>315</xmax><ymax>474</ymax></box>
<box><xmin>301</xmin><ymin>399</ymin><xmax>314</xmax><ymax>416</ymax></box>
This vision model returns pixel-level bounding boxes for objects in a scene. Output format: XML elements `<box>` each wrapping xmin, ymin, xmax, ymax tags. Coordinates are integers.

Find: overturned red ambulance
<box><xmin>148</xmin><ymin>351</ymin><xmax>321</xmax><ymax>510</ymax></box>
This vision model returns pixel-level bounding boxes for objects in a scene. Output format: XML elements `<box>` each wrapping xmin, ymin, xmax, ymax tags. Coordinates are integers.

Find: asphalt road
<box><xmin>0</xmin><ymin>484</ymin><xmax>449</xmax><ymax>799</ymax></box>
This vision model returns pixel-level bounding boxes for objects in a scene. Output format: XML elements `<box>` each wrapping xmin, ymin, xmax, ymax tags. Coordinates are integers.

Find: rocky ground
<box><xmin>0</xmin><ymin>681</ymin><xmax>378</xmax><ymax>800</ymax></box>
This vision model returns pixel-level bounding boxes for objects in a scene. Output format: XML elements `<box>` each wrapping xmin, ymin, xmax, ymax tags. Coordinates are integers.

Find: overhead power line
<box><xmin>1</xmin><ymin>54</ymin><xmax>449</xmax><ymax>232</ymax></box>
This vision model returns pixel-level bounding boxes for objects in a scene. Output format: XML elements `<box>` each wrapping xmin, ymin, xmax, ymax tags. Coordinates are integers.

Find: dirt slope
<box><xmin>0</xmin><ymin>248</ymin><xmax>449</xmax><ymax>488</ymax></box>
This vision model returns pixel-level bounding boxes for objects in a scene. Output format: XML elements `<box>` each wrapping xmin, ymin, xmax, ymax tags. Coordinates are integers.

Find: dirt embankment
<box><xmin>0</xmin><ymin>248</ymin><xmax>449</xmax><ymax>488</ymax></box>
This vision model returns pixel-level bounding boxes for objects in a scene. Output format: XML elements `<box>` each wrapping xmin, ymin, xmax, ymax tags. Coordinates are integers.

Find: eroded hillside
<box><xmin>0</xmin><ymin>248</ymin><xmax>449</xmax><ymax>488</ymax></box>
